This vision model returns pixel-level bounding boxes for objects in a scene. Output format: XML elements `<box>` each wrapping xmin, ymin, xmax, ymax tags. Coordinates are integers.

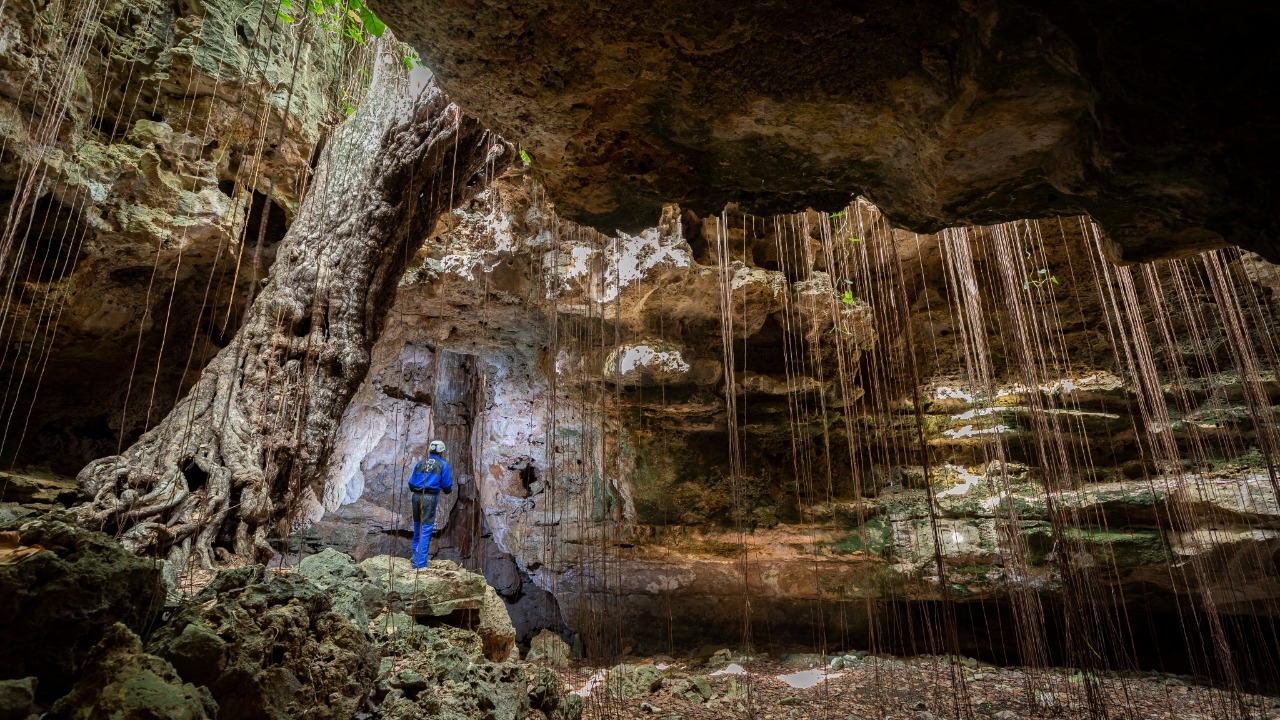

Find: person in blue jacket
<box><xmin>409</xmin><ymin>439</ymin><xmax>453</xmax><ymax>569</ymax></box>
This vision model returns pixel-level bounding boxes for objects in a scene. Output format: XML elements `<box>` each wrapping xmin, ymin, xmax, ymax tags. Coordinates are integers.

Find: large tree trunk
<box><xmin>74</xmin><ymin>43</ymin><xmax>511</xmax><ymax>569</ymax></box>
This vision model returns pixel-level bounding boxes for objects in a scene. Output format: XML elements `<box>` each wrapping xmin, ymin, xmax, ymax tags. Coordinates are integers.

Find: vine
<box><xmin>271</xmin><ymin>0</ymin><xmax>423</xmax><ymax>120</ymax></box>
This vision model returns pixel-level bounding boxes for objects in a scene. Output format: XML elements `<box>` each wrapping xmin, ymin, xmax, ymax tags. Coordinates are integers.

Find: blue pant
<box><xmin>410</xmin><ymin>489</ymin><xmax>439</xmax><ymax>569</ymax></box>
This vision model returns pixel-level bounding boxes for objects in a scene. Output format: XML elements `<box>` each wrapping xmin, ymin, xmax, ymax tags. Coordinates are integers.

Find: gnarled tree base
<box><xmin>75</xmin><ymin>42</ymin><xmax>510</xmax><ymax>569</ymax></box>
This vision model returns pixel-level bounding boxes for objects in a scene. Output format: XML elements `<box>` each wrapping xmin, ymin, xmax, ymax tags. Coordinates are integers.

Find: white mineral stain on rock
<box><xmin>933</xmin><ymin>386</ymin><xmax>976</xmax><ymax>402</ymax></box>
<box><xmin>605</xmin><ymin>344</ymin><xmax>690</xmax><ymax>378</ymax></box>
<box><xmin>943</xmin><ymin>424</ymin><xmax>1010</xmax><ymax>438</ymax></box>
<box><xmin>937</xmin><ymin>464</ymin><xmax>984</xmax><ymax>497</ymax></box>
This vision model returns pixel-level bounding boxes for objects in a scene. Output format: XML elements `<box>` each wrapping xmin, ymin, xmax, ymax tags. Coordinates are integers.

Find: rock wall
<box><xmin>0</xmin><ymin>0</ymin><xmax>357</xmax><ymax>472</ymax></box>
<box><xmin>375</xmin><ymin>0</ymin><xmax>1280</xmax><ymax>261</ymax></box>
<box><xmin>316</xmin><ymin>177</ymin><xmax>1280</xmax><ymax>671</ymax></box>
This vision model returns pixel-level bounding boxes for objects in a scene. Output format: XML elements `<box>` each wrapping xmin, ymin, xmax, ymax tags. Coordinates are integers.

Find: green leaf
<box><xmin>848</xmin><ymin>236</ymin><xmax>861</xmax><ymax>243</ymax></box>
<box><xmin>358</xmin><ymin>6</ymin><xmax>386</xmax><ymax>37</ymax></box>
<box><xmin>843</xmin><ymin>279</ymin><xmax>854</xmax><ymax>284</ymax></box>
<box><xmin>347</xmin><ymin>0</ymin><xmax>363</xmax><ymax>9</ymax></box>
<box><xmin>841</xmin><ymin>289</ymin><xmax>854</xmax><ymax>305</ymax></box>
<box><xmin>343</xmin><ymin>101</ymin><xmax>354</xmax><ymax>116</ymax></box>
<box><xmin>358</xmin><ymin>66</ymin><xmax>369</xmax><ymax>77</ymax></box>
<box><xmin>519</xmin><ymin>147</ymin><xmax>532</xmax><ymax>166</ymax></box>
<box><xmin>1038</xmin><ymin>268</ymin><xmax>1048</xmax><ymax>275</ymax></box>
<box><xmin>830</xmin><ymin>210</ymin><xmax>847</xmax><ymax>218</ymax></box>
<box><xmin>280</xmin><ymin>0</ymin><xmax>292</xmax><ymax>7</ymax></box>
<box><xmin>1050</xmin><ymin>275</ymin><xmax>1059</xmax><ymax>284</ymax></box>
<box><xmin>276</xmin><ymin>10</ymin><xmax>295</xmax><ymax>22</ymax></box>
<box><xmin>1022</xmin><ymin>281</ymin><xmax>1030</xmax><ymax>290</ymax></box>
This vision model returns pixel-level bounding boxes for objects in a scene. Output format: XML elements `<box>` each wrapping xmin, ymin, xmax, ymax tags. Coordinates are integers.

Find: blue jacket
<box><xmin>408</xmin><ymin>453</ymin><xmax>452</xmax><ymax>492</ymax></box>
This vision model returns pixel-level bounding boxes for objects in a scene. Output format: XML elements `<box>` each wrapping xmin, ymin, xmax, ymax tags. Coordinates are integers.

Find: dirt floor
<box><xmin>551</xmin><ymin>652</ymin><xmax>1280</xmax><ymax>720</ymax></box>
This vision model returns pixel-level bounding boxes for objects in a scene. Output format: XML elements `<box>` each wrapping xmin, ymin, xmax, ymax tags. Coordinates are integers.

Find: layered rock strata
<box><xmin>317</xmin><ymin>179</ymin><xmax>1280</xmax><ymax>669</ymax></box>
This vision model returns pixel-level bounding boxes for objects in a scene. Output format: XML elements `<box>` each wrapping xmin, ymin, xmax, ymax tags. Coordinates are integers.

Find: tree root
<box><xmin>75</xmin><ymin>42</ymin><xmax>512</xmax><ymax>569</ymax></box>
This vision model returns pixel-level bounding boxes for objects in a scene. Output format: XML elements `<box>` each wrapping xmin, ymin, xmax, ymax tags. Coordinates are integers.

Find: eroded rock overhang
<box><xmin>373</xmin><ymin>0</ymin><xmax>1280</xmax><ymax>262</ymax></box>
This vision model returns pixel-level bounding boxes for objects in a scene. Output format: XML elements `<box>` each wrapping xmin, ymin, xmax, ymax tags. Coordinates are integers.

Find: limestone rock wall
<box><xmin>0</xmin><ymin>0</ymin><xmax>356</xmax><ymax>471</ymax></box>
<box><xmin>319</xmin><ymin>177</ymin><xmax>1280</xmax><ymax>660</ymax></box>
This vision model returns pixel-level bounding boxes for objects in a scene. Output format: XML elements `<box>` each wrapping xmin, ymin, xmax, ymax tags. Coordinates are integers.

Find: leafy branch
<box><xmin>277</xmin><ymin>0</ymin><xmax>387</xmax><ymax>39</ymax></box>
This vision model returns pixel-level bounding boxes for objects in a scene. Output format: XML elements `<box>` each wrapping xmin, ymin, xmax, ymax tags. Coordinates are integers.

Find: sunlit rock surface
<box><xmin>314</xmin><ymin>178</ymin><xmax>1280</xmax><ymax>657</ymax></box>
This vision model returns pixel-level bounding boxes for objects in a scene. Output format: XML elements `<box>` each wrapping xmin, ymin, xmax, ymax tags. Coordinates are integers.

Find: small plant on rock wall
<box><xmin>826</xmin><ymin>280</ymin><xmax>861</xmax><ymax>336</ymax></box>
<box><xmin>1023</xmin><ymin>267</ymin><xmax>1059</xmax><ymax>290</ymax></box>
<box><xmin>276</xmin><ymin>0</ymin><xmax>386</xmax><ymax>40</ymax></box>
<box><xmin>274</xmin><ymin>0</ymin><xmax>398</xmax><ymax>120</ymax></box>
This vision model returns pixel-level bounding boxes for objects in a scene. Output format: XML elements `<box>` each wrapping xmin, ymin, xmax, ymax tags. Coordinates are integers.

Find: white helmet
<box><xmin>428</xmin><ymin>439</ymin><xmax>446</xmax><ymax>454</ymax></box>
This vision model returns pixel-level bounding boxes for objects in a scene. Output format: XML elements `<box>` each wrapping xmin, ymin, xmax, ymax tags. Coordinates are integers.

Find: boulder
<box><xmin>47</xmin><ymin>623</ymin><xmax>216</xmax><ymax>720</ymax></box>
<box><xmin>607</xmin><ymin>663</ymin><xmax>664</xmax><ymax>698</ymax></box>
<box><xmin>360</xmin><ymin>555</ymin><xmax>516</xmax><ymax>661</ymax></box>
<box><xmin>370</xmin><ymin>607</ymin><xmax>580</xmax><ymax>720</ymax></box>
<box><xmin>527</xmin><ymin>629</ymin><xmax>572</xmax><ymax>668</ymax></box>
<box><xmin>375</xmin><ymin>625</ymin><xmax>530</xmax><ymax>720</ymax></box>
<box><xmin>479</xmin><ymin>585</ymin><xmax>518</xmax><ymax>662</ymax></box>
<box><xmin>160</xmin><ymin>623</ymin><xmax>226</xmax><ymax>688</ymax></box>
<box><xmin>360</xmin><ymin>556</ymin><xmax>484</xmax><ymax>613</ymax></box>
<box><xmin>0</xmin><ymin>518</ymin><xmax>162</xmax><ymax>701</ymax></box>
<box><xmin>0</xmin><ymin>678</ymin><xmax>35</xmax><ymax>720</ymax></box>
<box><xmin>671</xmin><ymin>676</ymin><xmax>712</xmax><ymax>704</ymax></box>
<box><xmin>147</xmin><ymin>565</ymin><xmax>376</xmax><ymax>720</ymax></box>
<box><xmin>528</xmin><ymin>665</ymin><xmax>583</xmax><ymax>720</ymax></box>
<box><xmin>296</xmin><ymin>548</ymin><xmax>385</xmax><ymax>628</ymax></box>
<box><xmin>0</xmin><ymin>472</ymin><xmax>79</xmax><ymax>507</ymax></box>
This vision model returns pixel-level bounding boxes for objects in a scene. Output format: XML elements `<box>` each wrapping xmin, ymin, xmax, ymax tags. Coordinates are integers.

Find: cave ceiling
<box><xmin>374</xmin><ymin>0</ymin><xmax>1280</xmax><ymax>261</ymax></box>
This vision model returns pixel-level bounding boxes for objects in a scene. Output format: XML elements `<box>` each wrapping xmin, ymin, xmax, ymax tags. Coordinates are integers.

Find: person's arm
<box><xmin>442</xmin><ymin>460</ymin><xmax>454</xmax><ymax>492</ymax></box>
<box><xmin>408</xmin><ymin>460</ymin><xmax>424</xmax><ymax>488</ymax></box>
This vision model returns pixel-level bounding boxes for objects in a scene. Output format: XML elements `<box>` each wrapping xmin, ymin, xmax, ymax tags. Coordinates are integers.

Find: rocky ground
<box><xmin>549</xmin><ymin>650</ymin><xmax>1280</xmax><ymax>720</ymax></box>
<box><xmin>0</xmin><ymin>506</ymin><xmax>581</xmax><ymax>720</ymax></box>
<box><xmin>5</xmin><ymin>472</ymin><xmax>1280</xmax><ymax>719</ymax></box>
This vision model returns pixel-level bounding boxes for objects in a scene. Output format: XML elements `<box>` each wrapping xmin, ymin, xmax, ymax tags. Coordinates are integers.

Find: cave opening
<box><xmin>3</xmin><ymin>5</ymin><xmax>1280</xmax><ymax>718</ymax></box>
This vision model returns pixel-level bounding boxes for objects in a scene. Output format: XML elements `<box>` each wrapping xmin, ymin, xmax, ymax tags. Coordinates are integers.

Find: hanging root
<box><xmin>73</xmin><ymin>43</ymin><xmax>512</xmax><ymax>570</ymax></box>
